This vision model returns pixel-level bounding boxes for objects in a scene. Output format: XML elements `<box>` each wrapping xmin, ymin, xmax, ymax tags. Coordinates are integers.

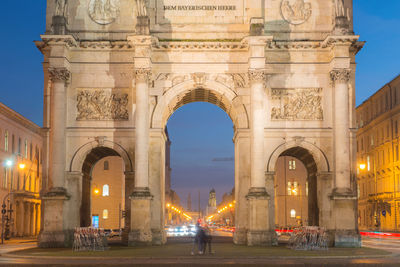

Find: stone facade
<box><xmin>37</xmin><ymin>0</ymin><xmax>362</xmax><ymax>247</ymax></box>
<box><xmin>0</xmin><ymin>102</ymin><xmax>42</xmax><ymax>238</ymax></box>
<box><xmin>356</xmin><ymin>74</ymin><xmax>400</xmax><ymax>232</ymax></box>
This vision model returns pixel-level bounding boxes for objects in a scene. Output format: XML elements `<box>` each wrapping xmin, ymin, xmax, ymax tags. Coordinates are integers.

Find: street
<box><xmin>0</xmin><ymin>236</ymin><xmax>399</xmax><ymax>266</ymax></box>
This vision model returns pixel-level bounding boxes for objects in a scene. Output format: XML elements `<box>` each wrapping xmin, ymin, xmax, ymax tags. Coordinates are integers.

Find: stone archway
<box><xmin>147</xmin><ymin>79</ymin><xmax>250</xmax><ymax>244</ymax></box>
<box><xmin>267</xmin><ymin>141</ymin><xmax>334</xmax><ymax>238</ymax></box>
<box><xmin>61</xmin><ymin>141</ymin><xmax>134</xmax><ymax>242</ymax></box>
<box><xmin>152</xmin><ymin>79</ymin><xmax>249</xmax><ymax>130</ymax></box>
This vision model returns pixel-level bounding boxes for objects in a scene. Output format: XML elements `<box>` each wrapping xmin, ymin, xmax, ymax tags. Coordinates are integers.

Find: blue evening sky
<box><xmin>0</xmin><ymin>1</ymin><xmax>399</xmax><ymax>209</ymax></box>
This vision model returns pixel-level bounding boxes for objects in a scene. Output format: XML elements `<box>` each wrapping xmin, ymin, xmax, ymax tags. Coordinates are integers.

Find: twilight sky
<box><xmin>0</xmin><ymin>1</ymin><xmax>399</xmax><ymax>210</ymax></box>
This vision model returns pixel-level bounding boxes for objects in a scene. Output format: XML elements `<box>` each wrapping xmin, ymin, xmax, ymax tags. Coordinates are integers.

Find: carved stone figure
<box><xmin>55</xmin><ymin>0</ymin><xmax>68</xmax><ymax>17</ymax></box>
<box><xmin>88</xmin><ymin>0</ymin><xmax>120</xmax><ymax>25</ymax></box>
<box><xmin>135</xmin><ymin>0</ymin><xmax>148</xmax><ymax>17</ymax></box>
<box><xmin>281</xmin><ymin>0</ymin><xmax>312</xmax><ymax>25</ymax></box>
<box><xmin>76</xmin><ymin>89</ymin><xmax>129</xmax><ymax>120</ymax></box>
<box><xmin>271</xmin><ymin>88</ymin><xmax>323</xmax><ymax>120</ymax></box>
<box><xmin>335</xmin><ymin>0</ymin><xmax>346</xmax><ymax>17</ymax></box>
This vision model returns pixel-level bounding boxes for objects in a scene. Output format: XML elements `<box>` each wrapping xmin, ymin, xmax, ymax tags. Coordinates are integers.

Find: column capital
<box><xmin>48</xmin><ymin>67</ymin><xmax>71</xmax><ymax>83</ymax></box>
<box><xmin>330</xmin><ymin>69</ymin><xmax>351</xmax><ymax>83</ymax></box>
<box><xmin>249</xmin><ymin>69</ymin><xmax>267</xmax><ymax>83</ymax></box>
<box><xmin>135</xmin><ymin>68</ymin><xmax>152</xmax><ymax>83</ymax></box>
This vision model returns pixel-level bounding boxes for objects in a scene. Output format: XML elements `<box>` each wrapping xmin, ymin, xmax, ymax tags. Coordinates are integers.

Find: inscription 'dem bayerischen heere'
<box><xmin>163</xmin><ymin>5</ymin><xmax>236</xmax><ymax>11</ymax></box>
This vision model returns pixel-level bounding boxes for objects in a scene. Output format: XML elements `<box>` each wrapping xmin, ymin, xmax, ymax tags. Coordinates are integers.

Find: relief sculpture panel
<box><xmin>76</xmin><ymin>89</ymin><xmax>129</xmax><ymax>121</ymax></box>
<box><xmin>271</xmin><ymin>88</ymin><xmax>323</xmax><ymax>121</ymax></box>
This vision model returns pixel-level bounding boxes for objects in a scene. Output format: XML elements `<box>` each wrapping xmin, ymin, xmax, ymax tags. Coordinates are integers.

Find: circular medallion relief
<box><xmin>280</xmin><ymin>0</ymin><xmax>312</xmax><ymax>25</ymax></box>
<box><xmin>88</xmin><ymin>0</ymin><xmax>120</xmax><ymax>25</ymax></box>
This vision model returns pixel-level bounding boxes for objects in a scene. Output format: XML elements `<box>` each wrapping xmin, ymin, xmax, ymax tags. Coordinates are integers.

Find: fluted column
<box><xmin>134</xmin><ymin>69</ymin><xmax>151</xmax><ymax>191</ymax></box>
<box><xmin>39</xmin><ymin>67</ymin><xmax>71</xmax><ymax>248</ymax></box>
<box><xmin>330</xmin><ymin>69</ymin><xmax>352</xmax><ymax>192</ymax></box>
<box><xmin>128</xmin><ymin>68</ymin><xmax>153</xmax><ymax>246</ymax></box>
<box><xmin>249</xmin><ymin>69</ymin><xmax>267</xmax><ymax>191</ymax></box>
<box><xmin>48</xmin><ymin>67</ymin><xmax>70</xmax><ymax>190</ymax></box>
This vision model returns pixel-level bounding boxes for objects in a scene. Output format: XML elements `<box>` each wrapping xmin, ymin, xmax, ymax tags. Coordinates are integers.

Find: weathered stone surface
<box><xmin>38</xmin><ymin>0</ymin><xmax>362</xmax><ymax>248</ymax></box>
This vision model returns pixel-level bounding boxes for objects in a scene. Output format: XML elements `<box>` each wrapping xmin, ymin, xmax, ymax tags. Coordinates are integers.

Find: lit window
<box><xmin>103</xmin><ymin>184</ymin><xmax>109</xmax><ymax>196</ymax></box>
<box><xmin>289</xmin><ymin>160</ymin><xmax>296</xmax><ymax>170</ymax></box>
<box><xmin>290</xmin><ymin>209</ymin><xmax>296</xmax><ymax>218</ymax></box>
<box><xmin>4</xmin><ymin>130</ymin><xmax>8</xmax><ymax>152</ymax></box>
<box><xmin>103</xmin><ymin>209</ymin><xmax>108</xmax><ymax>219</ymax></box>
<box><xmin>293</xmin><ymin>181</ymin><xmax>298</xmax><ymax>196</ymax></box>
<box><xmin>367</xmin><ymin>156</ymin><xmax>371</xmax><ymax>171</ymax></box>
<box><xmin>287</xmin><ymin>182</ymin><xmax>292</xmax><ymax>196</ymax></box>
<box><xmin>104</xmin><ymin>160</ymin><xmax>109</xmax><ymax>170</ymax></box>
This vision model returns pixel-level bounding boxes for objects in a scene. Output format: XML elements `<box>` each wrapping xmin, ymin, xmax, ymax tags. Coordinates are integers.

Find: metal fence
<box><xmin>73</xmin><ymin>227</ymin><xmax>108</xmax><ymax>251</ymax></box>
<box><xmin>288</xmin><ymin>226</ymin><xmax>328</xmax><ymax>250</ymax></box>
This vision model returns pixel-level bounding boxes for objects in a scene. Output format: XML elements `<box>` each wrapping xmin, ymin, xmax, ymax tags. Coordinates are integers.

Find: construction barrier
<box><xmin>288</xmin><ymin>226</ymin><xmax>328</xmax><ymax>250</ymax></box>
<box><xmin>73</xmin><ymin>227</ymin><xmax>108</xmax><ymax>251</ymax></box>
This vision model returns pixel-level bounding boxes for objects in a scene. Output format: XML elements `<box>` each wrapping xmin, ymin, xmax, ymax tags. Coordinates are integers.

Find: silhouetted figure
<box><xmin>202</xmin><ymin>225</ymin><xmax>214</xmax><ymax>254</ymax></box>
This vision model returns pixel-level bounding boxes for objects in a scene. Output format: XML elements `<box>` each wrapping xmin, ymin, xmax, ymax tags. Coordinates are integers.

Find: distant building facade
<box><xmin>356</xmin><ymin>74</ymin><xmax>400</xmax><ymax>231</ymax></box>
<box><xmin>0</xmin><ymin>102</ymin><xmax>42</xmax><ymax>237</ymax></box>
<box><xmin>207</xmin><ymin>188</ymin><xmax>217</xmax><ymax>216</ymax></box>
<box><xmin>275</xmin><ymin>156</ymin><xmax>309</xmax><ymax>227</ymax></box>
<box><xmin>91</xmin><ymin>156</ymin><xmax>125</xmax><ymax>230</ymax></box>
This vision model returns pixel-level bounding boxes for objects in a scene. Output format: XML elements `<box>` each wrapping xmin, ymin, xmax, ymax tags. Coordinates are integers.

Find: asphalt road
<box><xmin>0</xmin><ymin>236</ymin><xmax>399</xmax><ymax>266</ymax></box>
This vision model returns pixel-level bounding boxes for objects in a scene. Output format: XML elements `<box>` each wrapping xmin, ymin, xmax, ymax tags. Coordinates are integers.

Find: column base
<box><xmin>128</xmin><ymin>187</ymin><xmax>153</xmax><ymax>246</ymax></box>
<box><xmin>246</xmin><ymin>188</ymin><xmax>277</xmax><ymax>246</ymax></box>
<box><xmin>38</xmin><ymin>229</ymin><xmax>74</xmax><ymax>248</ymax></box>
<box><xmin>128</xmin><ymin>230</ymin><xmax>153</xmax><ymax>246</ymax></box>
<box><xmin>38</xmin><ymin>188</ymin><xmax>71</xmax><ymax>248</ymax></box>
<box><xmin>247</xmin><ymin>230</ymin><xmax>277</xmax><ymax>246</ymax></box>
<box><xmin>334</xmin><ymin>230</ymin><xmax>361</xmax><ymax>248</ymax></box>
<box><xmin>233</xmin><ymin>228</ymin><xmax>247</xmax><ymax>245</ymax></box>
<box><xmin>151</xmin><ymin>228</ymin><xmax>166</xmax><ymax>245</ymax></box>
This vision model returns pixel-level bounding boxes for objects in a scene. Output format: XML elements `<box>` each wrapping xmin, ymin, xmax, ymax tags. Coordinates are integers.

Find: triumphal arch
<box><xmin>37</xmin><ymin>0</ymin><xmax>364</xmax><ymax>247</ymax></box>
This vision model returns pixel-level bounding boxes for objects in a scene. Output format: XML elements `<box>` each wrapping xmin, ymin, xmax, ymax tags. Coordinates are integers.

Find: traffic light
<box><xmin>1</xmin><ymin>204</ymin><xmax>6</xmax><ymax>215</ymax></box>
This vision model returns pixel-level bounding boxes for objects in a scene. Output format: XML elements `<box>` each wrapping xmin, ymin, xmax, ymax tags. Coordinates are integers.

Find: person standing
<box><xmin>202</xmin><ymin>225</ymin><xmax>214</xmax><ymax>255</ymax></box>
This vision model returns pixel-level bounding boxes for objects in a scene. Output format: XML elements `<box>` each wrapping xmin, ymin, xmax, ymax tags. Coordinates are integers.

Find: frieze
<box><xmin>280</xmin><ymin>0</ymin><xmax>312</xmax><ymax>25</ymax></box>
<box><xmin>88</xmin><ymin>0</ymin><xmax>120</xmax><ymax>25</ymax></box>
<box><xmin>155</xmin><ymin>73</ymin><xmax>247</xmax><ymax>89</ymax></box>
<box><xmin>76</xmin><ymin>89</ymin><xmax>129</xmax><ymax>121</ymax></box>
<box><xmin>271</xmin><ymin>88</ymin><xmax>323</xmax><ymax>121</ymax></box>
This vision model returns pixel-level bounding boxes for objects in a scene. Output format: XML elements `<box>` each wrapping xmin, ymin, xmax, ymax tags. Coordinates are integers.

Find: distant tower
<box><xmin>208</xmin><ymin>189</ymin><xmax>217</xmax><ymax>215</ymax></box>
<box><xmin>187</xmin><ymin>193</ymin><xmax>192</xmax><ymax>211</ymax></box>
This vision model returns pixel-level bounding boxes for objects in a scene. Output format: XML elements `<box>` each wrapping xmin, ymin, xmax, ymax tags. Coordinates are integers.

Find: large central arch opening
<box><xmin>162</xmin><ymin>86</ymin><xmax>242</xmax><ymax>242</ymax></box>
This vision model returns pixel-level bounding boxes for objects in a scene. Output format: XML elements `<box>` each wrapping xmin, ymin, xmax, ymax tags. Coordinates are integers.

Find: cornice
<box><xmin>0</xmin><ymin>102</ymin><xmax>42</xmax><ymax>136</ymax></box>
<box><xmin>152</xmin><ymin>41</ymin><xmax>248</xmax><ymax>51</ymax></box>
<box><xmin>79</xmin><ymin>41</ymin><xmax>134</xmax><ymax>50</ymax></box>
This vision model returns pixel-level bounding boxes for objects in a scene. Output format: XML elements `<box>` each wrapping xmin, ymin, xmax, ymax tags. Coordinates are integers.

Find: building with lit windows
<box><xmin>356</xmin><ymin>74</ymin><xmax>400</xmax><ymax>232</ymax></box>
<box><xmin>275</xmin><ymin>156</ymin><xmax>309</xmax><ymax>227</ymax></box>
<box><xmin>91</xmin><ymin>156</ymin><xmax>125</xmax><ymax>230</ymax></box>
<box><xmin>0</xmin><ymin>102</ymin><xmax>42</xmax><ymax>237</ymax></box>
